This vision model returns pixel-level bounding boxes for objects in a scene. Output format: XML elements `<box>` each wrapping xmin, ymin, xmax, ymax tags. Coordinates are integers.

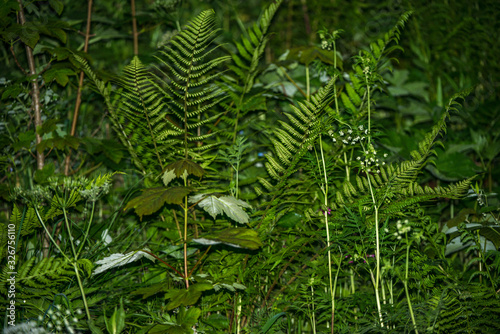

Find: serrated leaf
<box><xmin>49</xmin><ymin>0</ymin><xmax>64</xmax><ymax>15</ymax></box>
<box><xmin>165</xmin><ymin>159</ymin><xmax>204</xmax><ymax>178</ymax></box>
<box><xmin>189</xmin><ymin>194</ymin><xmax>252</xmax><ymax>223</ymax></box>
<box><xmin>93</xmin><ymin>249</ymin><xmax>155</xmax><ymax>276</ymax></box>
<box><xmin>162</xmin><ymin>169</ymin><xmax>176</xmax><ymax>186</ymax></box>
<box><xmin>164</xmin><ymin>284</ymin><xmax>212</xmax><ymax>310</ymax></box>
<box><xmin>34</xmin><ymin>162</ymin><xmax>55</xmax><ymax>184</ymax></box>
<box><xmin>132</xmin><ymin>283</ymin><xmax>166</xmax><ymax>299</ymax></box>
<box><xmin>42</xmin><ymin>67</ymin><xmax>75</xmax><ymax>86</ymax></box>
<box><xmin>193</xmin><ymin>228</ymin><xmax>263</xmax><ymax>250</ymax></box>
<box><xmin>124</xmin><ymin>187</ymin><xmax>192</xmax><ymax>220</ymax></box>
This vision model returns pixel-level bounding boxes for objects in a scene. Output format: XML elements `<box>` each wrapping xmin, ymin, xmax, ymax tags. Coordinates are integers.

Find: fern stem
<box><xmin>404</xmin><ymin>235</ymin><xmax>418</xmax><ymax>334</ymax></box>
<box><xmin>306</xmin><ymin>65</ymin><xmax>310</xmax><ymax>102</ymax></box>
<box><xmin>183</xmin><ymin>178</ymin><xmax>189</xmax><ymax>289</ymax></box>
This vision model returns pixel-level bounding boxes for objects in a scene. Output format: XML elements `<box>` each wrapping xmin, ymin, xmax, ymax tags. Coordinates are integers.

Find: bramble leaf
<box><xmin>124</xmin><ymin>187</ymin><xmax>192</xmax><ymax>219</ymax></box>
<box><xmin>189</xmin><ymin>194</ymin><xmax>252</xmax><ymax>223</ymax></box>
<box><xmin>193</xmin><ymin>228</ymin><xmax>263</xmax><ymax>250</ymax></box>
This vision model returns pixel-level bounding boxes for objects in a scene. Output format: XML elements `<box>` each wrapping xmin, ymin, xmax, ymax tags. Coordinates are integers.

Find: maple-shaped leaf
<box><xmin>125</xmin><ymin>187</ymin><xmax>192</xmax><ymax>220</ymax></box>
<box><xmin>167</xmin><ymin>159</ymin><xmax>204</xmax><ymax>177</ymax></box>
<box><xmin>192</xmin><ymin>228</ymin><xmax>263</xmax><ymax>250</ymax></box>
<box><xmin>93</xmin><ymin>249</ymin><xmax>155</xmax><ymax>276</ymax></box>
<box><xmin>189</xmin><ymin>194</ymin><xmax>252</xmax><ymax>224</ymax></box>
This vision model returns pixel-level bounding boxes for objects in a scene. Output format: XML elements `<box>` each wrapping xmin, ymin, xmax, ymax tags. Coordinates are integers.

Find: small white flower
<box><xmin>332</xmin><ymin>138</ymin><xmax>336</xmax><ymax>142</ymax></box>
<box><xmin>384</xmin><ymin>153</ymin><xmax>388</xmax><ymax>158</ymax></box>
<box><xmin>347</xmin><ymin>129</ymin><xmax>353</xmax><ymax>134</ymax></box>
<box><xmin>342</xmin><ymin>140</ymin><xmax>348</xmax><ymax>144</ymax></box>
<box><xmin>384</xmin><ymin>228</ymin><xmax>389</xmax><ymax>233</ymax></box>
<box><xmin>321</xmin><ymin>40</ymin><xmax>328</xmax><ymax>49</ymax></box>
<box><xmin>357</xmin><ymin>156</ymin><xmax>361</xmax><ymax>161</ymax></box>
<box><xmin>358</xmin><ymin>125</ymin><xmax>364</xmax><ymax>130</ymax></box>
<box><xmin>339</xmin><ymin>130</ymin><xmax>344</xmax><ymax>136</ymax></box>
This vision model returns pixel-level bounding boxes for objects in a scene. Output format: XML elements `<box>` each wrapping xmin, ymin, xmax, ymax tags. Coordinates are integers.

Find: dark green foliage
<box><xmin>1</xmin><ymin>1</ymin><xmax>499</xmax><ymax>333</ymax></box>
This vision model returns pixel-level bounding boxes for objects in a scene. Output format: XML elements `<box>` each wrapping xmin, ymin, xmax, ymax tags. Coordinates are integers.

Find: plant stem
<box><xmin>73</xmin><ymin>263</ymin><xmax>91</xmax><ymax>320</ymax></box>
<box><xmin>183</xmin><ymin>179</ymin><xmax>189</xmax><ymax>288</ymax></box>
<box><xmin>33</xmin><ymin>207</ymin><xmax>68</xmax><ymax>260</ymax></box>
<box><xmin>64</xmin><ymin>0</ymin><xmax>93</xmax><ymax>175</ymax></box>
<box><xmin>366</xmin><ymin>175</ymin><xmax>384</xmax><ymax>328</ymax></box>
<box><xmin>77</xmin><ymin>201</ymin><xmax>95</xmax><ymax>257</ymax></box>
<box><xmin>319</xmin><ymin>135</ymin><xmax>335</xmax><ymax>333</ymax></box>
<box><xmin>404</xmin><ymin>235</ymin><xmax>418</xmax><ymax>334</ymax></box>
<box><xmin>131</xmin><ymin>0</ymin><xmax>139</xmax><ymax>55</ymax></box>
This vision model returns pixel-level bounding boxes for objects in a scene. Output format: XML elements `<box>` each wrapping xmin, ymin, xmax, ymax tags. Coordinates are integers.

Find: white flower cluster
<box><xmin>393</xmin><ymin>219</ymin><xmax>411</xmax><ymax>240</ymax></box>
<box><xmin>18</xmin><ymin>304</ymin><xmax>83</xmax><ymax>334</ymax></box>
<box><xmin>356</xmin><ymin>145</ymin><xmax>388</xmax><ymax>174</ymax></box>
<box><xmin>329</xmin><ymin>125</ymin><xmax>368</xmax><ymax>146</ymax></box>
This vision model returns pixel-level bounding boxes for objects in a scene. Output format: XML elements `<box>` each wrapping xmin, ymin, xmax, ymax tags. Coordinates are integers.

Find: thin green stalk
<box><xmin>366</xmin><ymin>175</ymin><xmax>384</xmax><ymax>328</ymax></box>
<box><xmin>73</xmin><ymin>263</ymin><xmax>91</xmax><ymax>320</ymax></box>
<box><xmin>404</xmin><ymin>235</ymin><xmax>418</xmax><ymax>334</ymax></box>
<box><xmin>62</xmin><ymin>208</ymin><xmax>77</xmax><ymax>260</ymax></box>
<box><xmin>306</xmin><ymin>65</ymin><xmax>310</xmax><ymax>102</ymax></box>
<box><xmin>319</xmin><ymin>136</ymin><xmax>335</xmax><ymax>333</ymax></box>
<box><xmin>183</xmin><ymin>177</ymin><xmax>189</xmax><ymax>289</ymax></box>
<box><xmin>77</xmin><ymin>201</ymin><xmax>95</xmax><ymax>257</ymax></box>
<box><xmin>33</xmin><ymin>207</ymin><xmax>68</xmax><ymax>260</ymax></box>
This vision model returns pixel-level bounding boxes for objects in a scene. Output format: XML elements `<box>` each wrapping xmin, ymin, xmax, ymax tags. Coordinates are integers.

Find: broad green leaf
<box><xmin>164</xmin><ymin>284</ymin><xmax>212</xmax><ymax>310</ymax></box>
<box><xmin>106</xmin><ymin>299</ymin><xmax>125</xmax><ymax>334</ymax></box>
<box><xmin>277</xmin><ymin>212</ymin><xmax>302</xmax><ymax>228</ymax></box>
<box><xmin>34</xmin><ymin>162</ymin><xmax>55</xmax><ymax>184</ymax></box>
<box><xmin>165</xmin><ymin>159</ymin><xmax>204</xmax><ymax>178</ymax></box>
<box><xmin>1</xmin><ymin>85</ymin><xmax>22</xmax><ymax>100</ymax></box>
<box><xmin>93</xmin><ymin>249</ymin><xmax>155</xmax><ymax>276</ymax></box>
<box><xmin>36</xmin><ymin>118</ymin><xmax>59</xmax><ymax>135</ymax></box>
<box><xmin>162</xmin><ymin>169</ymin><xmax>176</xmax><ymax>186</ymax></box>
<box><xmin>189</xmin><ymin>194</ymin><xmax>252</xmax><ymax>224</ymax></box>
<box><xmin>193</xmin><ymin>228</ymin><xmax>263</xmax><ymax>250</ymax></box>
<box><xmin>124</xmin><ymin>187</ymin><xmax>192</xmax><ymax>220</ymax></box>
<box><xmin>49</xmin><ymin>0</ymin><xmax>64</xmax><ymax>15</ymax></box>
<box><xmin>288</xmin><ymin>45</ymin><xmax>343</xmax><ymax>68</ymax></box>
<box><xmin>132</xmin><ymin>283</ymin><xmax>166</xmax><ymax>299</ymax></box>
<box><xmin>42</xmin><ymin>67</ymin><xmax>75</xmax><ymax>86</ymax></box>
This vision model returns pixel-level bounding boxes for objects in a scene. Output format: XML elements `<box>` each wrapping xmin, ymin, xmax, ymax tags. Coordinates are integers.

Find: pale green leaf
<box><xmin>189</xmin><ymin>194</ymin><xmax>252</xmax><ymax>223</ymax></box>
<box><xmin>93</xmin><ymin>249</ymin><xmax>155</xmax><ymax>276</ymax></box>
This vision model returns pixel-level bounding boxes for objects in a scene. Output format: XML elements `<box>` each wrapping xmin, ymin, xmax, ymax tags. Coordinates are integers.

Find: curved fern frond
<box><xmin>154</xmin><ymin>9</ymin><xmax>230</xmax><ymax>161</ymax></box>
<box><xmin>265</xmin><ymin>79</ymin><xmax>337</xmax><ymax>189</ymax></box>
<box><xmin>220</xmin><ymin>0</ymin><xmax>283</xmax><ymax>142</ymax></box>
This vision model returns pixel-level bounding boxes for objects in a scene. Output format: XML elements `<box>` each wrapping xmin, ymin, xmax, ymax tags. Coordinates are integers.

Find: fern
<box><xmin>76</xmin><ymin>10</ymin><xmax>229</xmax><ymax>179</ymax></box>
<box><xmin>154</xmin><ymin>9</ymin><xmax>230</xmax><ymax>163</ymax></box>
<box><xmin>264</xmin><ymin>79</ymin><xmax>337</xmax><ymax>189</ymax></box>
<box><xmin>219</xmin><ymin>0</ymin><xmax>283</xmax><ymax>142</ymax></box>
